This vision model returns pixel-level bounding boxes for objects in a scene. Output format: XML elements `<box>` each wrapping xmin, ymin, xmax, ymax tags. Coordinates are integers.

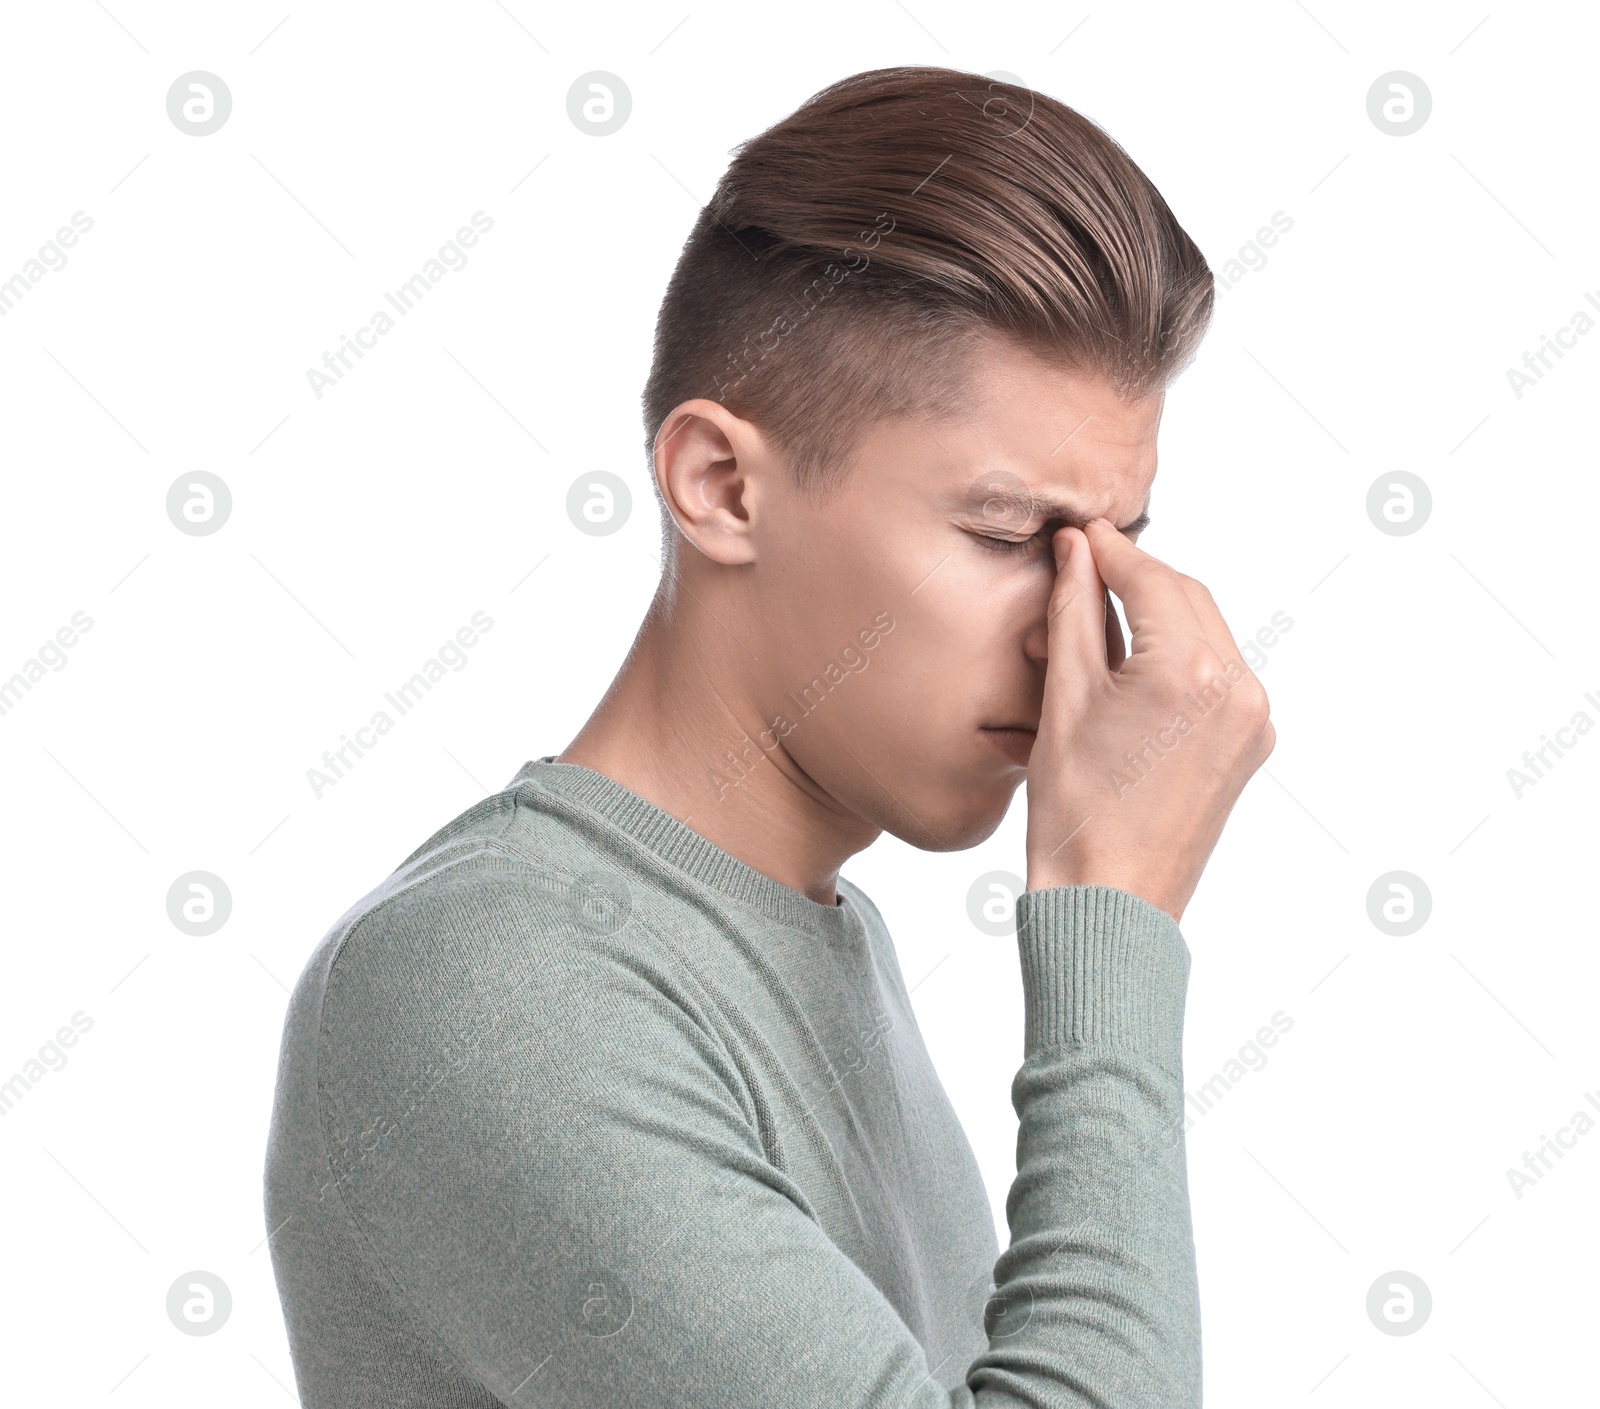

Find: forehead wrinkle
<box><xmin>970</xmin><ymin>481</ymin><xmax>1149</xmax><ymax>536</ymax></box>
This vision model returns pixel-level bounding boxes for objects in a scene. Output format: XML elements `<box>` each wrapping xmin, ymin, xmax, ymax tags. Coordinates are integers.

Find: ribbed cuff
<box><xmin>1014</xmin><ymin>885</ymin><xmax>1191</xmax><ymax>1077</ymax></box>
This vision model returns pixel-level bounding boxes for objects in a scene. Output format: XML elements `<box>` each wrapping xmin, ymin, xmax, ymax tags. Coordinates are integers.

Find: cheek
<box><xmin>883</xmin><ymin>588</ymin><xmax>1029</xmax><ymax>688</ymax></box>
<box><xmin>956</xmin><ymin>563</ymin><xmax>1054</xmax><ymax>635</ymax></box>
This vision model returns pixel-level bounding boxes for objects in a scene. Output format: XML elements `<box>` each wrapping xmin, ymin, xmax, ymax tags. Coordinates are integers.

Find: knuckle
<box><xmin>1233</xmin><ymin>677</ymin><xmax>1272</xmax><ymax>726</ymax></box>
<box><xmin>1180</xmin><ymin>648</ymin><xmax>1228</xmax><ymax>694</ymax></box>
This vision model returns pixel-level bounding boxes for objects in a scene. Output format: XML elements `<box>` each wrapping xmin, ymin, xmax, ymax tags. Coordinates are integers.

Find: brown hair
<box><xmin>641</xmin><ymin>65</ymin><xmax>1213</xmax><ymax>498</ymax></box>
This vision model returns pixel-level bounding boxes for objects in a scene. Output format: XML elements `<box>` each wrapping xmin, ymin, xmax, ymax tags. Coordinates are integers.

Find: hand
<box><xmin>1024</xmin><ymin>519</ymin><xmax>1276</xmax><ymax>925</ymax></box>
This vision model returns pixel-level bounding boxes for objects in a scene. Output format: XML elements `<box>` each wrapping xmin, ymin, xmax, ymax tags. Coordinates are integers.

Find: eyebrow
<box><xmin>973</xmin><ymin>484</ymin><xmax>1151</xmax><ymax>537</ymax></box>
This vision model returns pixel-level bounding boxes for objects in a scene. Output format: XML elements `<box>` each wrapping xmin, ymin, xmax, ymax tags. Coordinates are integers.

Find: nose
<box><xmin>1022</xmin><ymin>582</ymin><xmax>1052</xmax><ymax>665</ymax></box>
<box><xmin>1023</xmin><ymin>576</ymin><xmax>1122</xmax><ymax>671</ymax></box>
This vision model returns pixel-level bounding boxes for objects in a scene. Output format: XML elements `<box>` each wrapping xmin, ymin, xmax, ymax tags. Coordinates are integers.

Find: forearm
<box><xmin>964</xmin><ymin>884</ymin><xmax>1200</xmax><ymax>1407</ymax></box>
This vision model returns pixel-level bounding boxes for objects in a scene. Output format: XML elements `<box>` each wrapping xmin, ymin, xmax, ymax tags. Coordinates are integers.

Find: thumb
<box><xmin>1044</xmin><ymin>526</ymin><xmax>1110</xmax><ymax>705</ymax></box>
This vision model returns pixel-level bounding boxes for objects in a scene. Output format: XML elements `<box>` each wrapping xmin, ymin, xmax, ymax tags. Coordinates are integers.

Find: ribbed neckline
<box><xmin>504</xmin><ymin>757</ymin><xmax>867</xmax><ymax>946</ymax></box>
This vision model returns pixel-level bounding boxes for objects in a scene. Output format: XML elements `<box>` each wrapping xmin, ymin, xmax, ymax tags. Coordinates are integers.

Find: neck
<box><xmin>556</xmin><ymin>584</ymin><xmax>880</xmax><ymax>907</ymax></box>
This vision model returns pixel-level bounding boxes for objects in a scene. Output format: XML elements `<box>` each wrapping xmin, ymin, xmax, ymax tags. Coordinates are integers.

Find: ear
<box><xmin>652</xmin><ymin>398</ymin><xmax>773</xmax><ymax>566</ymax></box>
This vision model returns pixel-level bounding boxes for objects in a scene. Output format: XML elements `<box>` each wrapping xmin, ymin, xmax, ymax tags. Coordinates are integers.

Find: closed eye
<box><xmin>969</xmin><ymin>527</ymin><xmax>1050</xmax><ymax>555</ymax></box>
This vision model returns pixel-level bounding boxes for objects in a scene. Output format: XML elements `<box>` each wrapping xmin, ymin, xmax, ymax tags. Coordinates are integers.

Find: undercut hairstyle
<box><xmin>641</xmin><ymin>65</ymin><xmax>1214</xmax><ymax>502</ymax></box>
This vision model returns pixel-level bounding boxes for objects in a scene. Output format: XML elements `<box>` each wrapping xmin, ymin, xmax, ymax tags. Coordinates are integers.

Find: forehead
<box><xmin>838</xmin><ymin>332</ymin><xmax>1164</xmax><ymax>530</ymax></box>
<box><xmin>951</xmin><ymin>340</ymin><xmax>1162</xmax><ymax>507</ymax></box>
<box><xmin>849</xmin><ymin>335</ymin><xmax>1164</xmax><ymax>521</ymax></box>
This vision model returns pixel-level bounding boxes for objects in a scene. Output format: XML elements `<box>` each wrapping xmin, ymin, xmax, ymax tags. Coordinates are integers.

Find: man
<box><xmin>265</xmin><ymin>65</ymin><xmax>1273</xmax><ymax>1406</ymax></box>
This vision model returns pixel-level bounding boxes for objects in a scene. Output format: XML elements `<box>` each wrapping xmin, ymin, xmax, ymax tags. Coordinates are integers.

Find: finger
<box><xmin>1045</xmin><ymin>525</ymin><xmax>1112</xmax><ymax>692</ymax></box>
<box><xmin>1082</xmin><ymin>519</ymin><xmax>1207</xmax><ymax>656</ymax></box>
<box><xmin>1173</xmin><ymin>576</ymin><xmax>1261</xmax><ymax>689</ymax></box>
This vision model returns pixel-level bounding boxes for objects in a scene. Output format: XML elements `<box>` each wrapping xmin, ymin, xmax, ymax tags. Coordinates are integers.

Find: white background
<box><xmin>1</xmin><ymin>1</ymin><xmax>1595</xmax><ymax>1404</ymax></box>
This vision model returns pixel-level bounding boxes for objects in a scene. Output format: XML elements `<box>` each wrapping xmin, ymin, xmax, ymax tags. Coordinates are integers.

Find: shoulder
<box><xmin>318</xmin><ymin>829</ymin><xmax>745</xmax><ymax>1073</ymax></box>
<box><xmin>312</xmin><ymin>844</ymin><xmax>761</xmax><ymax>1199</ymax></box>
<box><xmin>320</xmin><ymin>839</ymin><xmax>684</xmax><ymax>1046</ymax></box>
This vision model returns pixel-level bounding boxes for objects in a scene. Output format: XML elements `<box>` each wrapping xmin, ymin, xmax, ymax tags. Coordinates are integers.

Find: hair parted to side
<box><xmin>641</xmin><ymin>65</ymin><xmax>1214</xmax><ymax>500</ymax></box>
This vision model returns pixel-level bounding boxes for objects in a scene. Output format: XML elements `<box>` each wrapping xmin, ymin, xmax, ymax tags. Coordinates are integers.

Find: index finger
<box><xmin>1081</xmin><ymin>518</ymin><xmax>1207</xmax><ymax>656</ymax></box>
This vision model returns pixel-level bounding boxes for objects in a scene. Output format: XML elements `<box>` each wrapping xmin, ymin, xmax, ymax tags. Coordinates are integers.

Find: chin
<box><xmin>878</xmin><ymin>775</ymin><xmax>1019</xmax><ymax>853</ymax></box>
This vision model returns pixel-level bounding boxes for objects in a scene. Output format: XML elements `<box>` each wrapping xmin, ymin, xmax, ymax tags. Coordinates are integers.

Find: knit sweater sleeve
<box><xmin>982</xmin><ymin>883</ymin><xmax>1202</xmax><ymax>1405</ymax></box>
<box><xmin>311</xmin><ymin>873</ymin><xmax>1198</xmax><ymax>1408</ymax></box>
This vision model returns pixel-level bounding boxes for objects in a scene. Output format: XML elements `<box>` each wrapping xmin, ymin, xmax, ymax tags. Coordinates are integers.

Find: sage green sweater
<box><xmin>264</xmin><ymin>757</ymin><xmax>1200</xmax><ymax>1406</ymax></box>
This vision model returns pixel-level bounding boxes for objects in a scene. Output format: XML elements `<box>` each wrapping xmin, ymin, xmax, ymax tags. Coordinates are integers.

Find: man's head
<box><xmin>638</xmin><ymin>66</ymin><xmax>1212</xmax><ymax>851</ymax></box>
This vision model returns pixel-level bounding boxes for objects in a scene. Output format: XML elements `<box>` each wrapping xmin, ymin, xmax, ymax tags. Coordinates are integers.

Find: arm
<box><xmin>315</xmin><ymin>869</ymin><xmax>1197</xmax><ymax>1408</ymax></box>
<box><xmin>994</xmin><ymin>883</ymin><xmax>1199</xmax><ymax>1406</ymax></box>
